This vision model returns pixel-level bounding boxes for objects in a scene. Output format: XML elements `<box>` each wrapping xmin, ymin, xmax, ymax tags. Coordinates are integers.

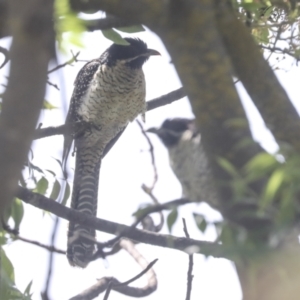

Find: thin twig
<box><xmin>183</xmin><ymin>218</ymin><xmax>194</xmax><ymax>300</ymax></box>
<box><xmin>47</xmin><ymin>51</ymin><xmax>80</xmax><ymax>74</ymax></box>
<box><xmin>103</xmin><ymin>258</ymin><xmax>158</xmax><ymax>300</ymax></box>
<box><xmin>47</xmin><ymin>80</ymin><xmax>60</xmax><ymax>90</ymax></box>
<box><xmin>70</xmin><ymin>240</ymin><xmax>157</xmax><ymax>300</ymax></box>
<box><xmin>136</xmin><ymin>119</ymin><xmax>158</xmax><ymax>190</ymax></box>
<box><xmin>4</xmin><ymin>225</ymin><xmax>65</xmax><ymax>254</ymax></box>
<box><xmin>91</xmin><ymin>198</ymin><xmax>192</xmax><ymax>258</ymax></box>
<box><xmin>41</xmin><ymin>216</ymin><xmax>59</xmax><ymax>300</ymax></box>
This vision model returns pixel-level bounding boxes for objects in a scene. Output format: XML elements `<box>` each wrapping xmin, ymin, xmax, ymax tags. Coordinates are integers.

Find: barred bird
<box><xmin>147</xmin><ymin>118</ymin><xmax>220</xmax><ymax>209</ymax></box>
<box><xmin>63</xmin><ymin>38</ymin><xmax>160</xmax><ymax>267</ymax></box>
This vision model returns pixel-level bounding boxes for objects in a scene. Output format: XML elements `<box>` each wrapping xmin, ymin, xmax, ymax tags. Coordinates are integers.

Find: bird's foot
<box><xmin>72</xmin><ymin>120</ymin><xmax>94</xmax><ymax>138</ymax></box>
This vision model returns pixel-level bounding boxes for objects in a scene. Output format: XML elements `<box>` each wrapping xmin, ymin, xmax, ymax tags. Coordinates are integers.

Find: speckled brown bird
<box><xmin>63</xmin><ymin>38</ymin><xmax>160</xmax><ymax>267</ymax></box>
<box><xmin>147</xmin><ymin>118</ymin><xmax>220</xmax><ymax>209</ymax></box>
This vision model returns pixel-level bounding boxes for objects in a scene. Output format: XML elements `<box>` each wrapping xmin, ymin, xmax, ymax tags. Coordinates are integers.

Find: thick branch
<box><xmin>146</xmin><ymin>87</ymin><xmax>185</xmax><ymax>111</ymax></box>
<box><xmin>16</xmin><ymin>186</ymin><xmax>227</xmax><ymax>259</ymax></box>
<box><xmin>34</xmin><ymin>124</ymin><xmax>68</xmax><ymax>140</ymax></box>
<box><xmin>0</xmin><ymin>0</ymin><xmax>54</xmax><ymax>214</ymax></box>
<box><xmin>33</xmin><ymin>88</ymin><xmax>186</xmax><ymax>140</ymax></box>
<box><xmin>216</xmin><ymin>2</ymin><xmax>300</xmax><ymax>152</ymax></box>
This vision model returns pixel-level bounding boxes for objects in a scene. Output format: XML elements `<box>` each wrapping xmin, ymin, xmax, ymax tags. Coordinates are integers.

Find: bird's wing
<box><xmin>62</xmin><ymin>59</ymin><xmax>102</xmax><ymax>172</ymax></box>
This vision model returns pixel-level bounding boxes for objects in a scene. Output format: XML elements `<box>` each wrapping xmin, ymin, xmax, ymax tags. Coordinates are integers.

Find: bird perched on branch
<box><xmin>63</xmin><ymin>38</ymin><xmax>160</xmax><ymax>267</ymax></box>
<box><xmin>147</xmin><ymin>118</ymin><xmax>219</xmax><ymax>209</ymax></box>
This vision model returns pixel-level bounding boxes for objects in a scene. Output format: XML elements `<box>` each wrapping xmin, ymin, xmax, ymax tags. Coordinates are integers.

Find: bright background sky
<box><xmin>1</xmin><ymin>22</ymin><xmax>299</xmax><ymax>300</ymax></box>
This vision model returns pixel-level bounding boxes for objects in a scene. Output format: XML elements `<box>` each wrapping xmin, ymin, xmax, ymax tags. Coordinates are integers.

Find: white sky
<box><xmin>1</xmin><ymin>24</ymin><xmax>299</xmax><ymax>300</ymax></box>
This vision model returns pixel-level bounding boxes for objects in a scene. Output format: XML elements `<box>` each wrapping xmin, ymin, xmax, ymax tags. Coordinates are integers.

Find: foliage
<box><xmin>234</xmin><ymin>0</ymin><xmax>300</xmax><ymax>62</ymax></box>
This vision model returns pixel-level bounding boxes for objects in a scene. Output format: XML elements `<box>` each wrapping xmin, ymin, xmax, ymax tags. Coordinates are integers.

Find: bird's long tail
<box><xmin>67</xmin><ymin>144</ymin><xmax>101</xmax><ymax>268</ymax></box>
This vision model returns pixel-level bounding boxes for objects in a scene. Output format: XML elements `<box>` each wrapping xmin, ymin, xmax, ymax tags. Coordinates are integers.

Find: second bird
<box><xmin>63</xmin><ymin>38</ymin><xmax>160</xmax><ymax>267</ymax></box>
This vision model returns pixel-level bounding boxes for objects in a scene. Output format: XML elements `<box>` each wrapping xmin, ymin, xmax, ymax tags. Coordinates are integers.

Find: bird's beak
<box><xmin>146</xmin><ymin>49</ymin><xmax>161</xmax><ymax>56</ymax></box>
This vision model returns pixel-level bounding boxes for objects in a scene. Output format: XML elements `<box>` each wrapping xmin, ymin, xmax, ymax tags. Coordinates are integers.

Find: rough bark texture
<box><xmin>0</xmin><ymin>0</ymin><xmax>54</xmax><ymax>216</ymax></box>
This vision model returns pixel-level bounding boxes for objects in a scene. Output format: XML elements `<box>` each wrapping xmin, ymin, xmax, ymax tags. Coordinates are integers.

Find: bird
<box><xmin>63</xmin><ymin>38</ymin><xmax>160</xmax><ymax>267</ymax></box>
<box><xmin>147</xmin><ymin>118</ymin><xmax>220</xmax><ymax>209</ymax></box>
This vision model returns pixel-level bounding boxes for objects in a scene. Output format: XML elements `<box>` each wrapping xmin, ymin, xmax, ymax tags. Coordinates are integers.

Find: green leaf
<box><xmin>35</xmin><ymin>177</ymin><xmax>49</xmax><ymax>195</ymax></box>
<box><xmin>244</xmin><ymin>152</ymin><xmax>278</xmax><ymax>180</ymax></box>
<box><xmin>43</xmin><ymin>100</ymin><xmax>58</xmax><ymax>110</ymax></box>
<box><xmin>24</xmin><ymin>280</ymin><xmax>33</xmax><ymax>296</ymax></box>
<box><xmin>262</xmin><ymin>169</ymin><xmax>285</xmax><ymax>206</ymax></box>
<box><xmin>1</xmin><ymin>248</ymin><xmax>15</xmax><ymax>284</ymax></box>
<box><xmin>54</xmin><ymin>0</ymin><xmax>86</xmax><ymax>50</ymax></box>
<box><xmin>132</xmin><ymin>204</ymin><xmax>152</xmax><ymax>219</ymax></box>
<box><xmin>116</xmin><ymin>25</ymin><xmax>145</xmax><ymax>33</ymax></box>
<box><xmin>102</xmin><ymin>29</ymin><xmax>130</xmax><ymax>45</ymax></box>
<box><xmin>61</xmin><ymin>182</ymin><xmax>71</xmax><ymax>205</ymax></box>
<box><xmin>217</xmin><ymin>157</ymin><xmax>239</xmax><ymax>178</ymax></box>
<box><xmin>0</xmin><ymin>230</ymin><xmax>7</xmax><ymax>245</ymax></box>
<box><xmin>167</xmin><ymin>208</ymin><xmax>178</xmax><ymax>232</ymax></box>
<box><xmin>50</xmin><ymin>180</ymin><xmax>61</xmax><ymax>201</ymax></box>
<box><xmin>11</xmin><ymin>198</ymin><xmax>24</xmax><ymax>230</ymax></box>
<box><xmin>193</xmin><ymin>213</ymin><xmax>207</xmax><ymax>232</ymax></box>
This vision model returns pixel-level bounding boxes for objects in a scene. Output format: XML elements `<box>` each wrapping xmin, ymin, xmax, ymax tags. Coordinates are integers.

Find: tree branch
<box><xmin>216</xmin><ymin>1</ymin><xmax>300</xmax><ymax>152</ymax></box>
<box><xmin>183</xmin><ymin>219</ymin><xmax>194</xmax><ymax>300</ymax></box>
<box><xmin>0</xmin><ymin>0</ymin><xmax>54</xmax><ymax>215</ymax></box>
<box><xmin>16</xmin><ymin>186</ymin><xmax>228</xmax><ymax>259</ymax></box>
<box><xmin>146</xmin><ymin>87</ymin><xmax>186</xmax><ymax>111</ymax></box>
<box><xmin>33</xmin><ymin>88</ymin><xmax>186</xmax><ymax>140</ymax></box>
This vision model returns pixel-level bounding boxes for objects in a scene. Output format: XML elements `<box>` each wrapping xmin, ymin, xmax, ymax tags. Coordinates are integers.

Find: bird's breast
<box><xmin>78</xmin><ymin>64</ymin><xmax>146</xmax><ymax>126</ymax></box>
<box><xmin>77</xmin><ymin>63</ymin><xmax>146</xmax><ymax>148</ymax></box>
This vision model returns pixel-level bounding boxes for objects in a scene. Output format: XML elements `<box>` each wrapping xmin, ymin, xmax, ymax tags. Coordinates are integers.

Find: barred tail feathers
<box><xmin>67</xmin><ymin>146</ymin><xmax>101</xmax><ymax>268</ymax></box>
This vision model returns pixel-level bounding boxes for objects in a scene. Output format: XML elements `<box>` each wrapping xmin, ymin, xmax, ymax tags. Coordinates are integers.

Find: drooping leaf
<box><xmin>116</xmin><ymin>25</ymin><xmax>145</xmax><ymax>33</ymax></box>
<box><xmin>167</xmin><ymin>208</ymin><xmax>178</xmax><ymax>232</ymax></box>
<box><xmin>43</xmin><ymin>100</ymin><xmax>58</xmax><ymax>110</ymax></box>
<box><xmin>24</xmin><ymin>280</ymin><xmax>33</xmax><ymax>296</ymax></box>
<box><xmin>193</xmin><ymin>213</ymin><xmax>207</xmax><ymax>233</ymax></box>
<box><xmin>35</xmin><ymin>177</ymin><xmax>49</xmax><ymax>195</ymax></box>
<box><xmin>11</xmin><ymin>198</ymin><xmax>24</xmax><ymax>230</ymax></box>
<box><xmin>1</xmin><ymin>248</ymin><xmax>15</xmax><ymax>284</ymax></box>
<box><xmin>244</xmin><ymin>152</ymin><xmax>278</xmax><ymax>181</ymax></box>
<box><xmin>217</xmin><ymin>157</ymin><xmax>239</xmax><ymax>178</ymax></box>
<box><xmin>46</xmin><ymin>169</ymin><xmax>56</xmax><ymax>177</ymax></box>
<box><xmin>262</xmin><ymin>169</ymin><xmax>285</xmax><ymax>206</ymax></box>
<box><xmin>50</xmin><ymin>180</ymin><xmax>61</xmax><ymax>201</ymax></box>
<box><xmin>102</xmin><ymin>29</ymin><xmax>130</xmax><ymax>45</ymax></box>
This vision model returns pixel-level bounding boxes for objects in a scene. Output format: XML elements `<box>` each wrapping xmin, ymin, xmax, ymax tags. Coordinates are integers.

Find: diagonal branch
<box><xmin>216</xmin><ymin>1</ymin><xmax>300</xmax><ymax>152</ymax></box>
<box><xmin>33</xmin><ymin>88</ymin><xmax>186</xmax><ymax>140</ymax></box>
<box><xmin>16</xmin><ymin>186</ymin><xmax>228</xmax><ymax>259</ymax></box>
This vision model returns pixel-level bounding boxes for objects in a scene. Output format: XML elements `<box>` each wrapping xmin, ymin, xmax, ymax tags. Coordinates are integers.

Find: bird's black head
<box><xmin>100</xmin><ymin>38</ymin><xmax>160</xmax><ymax>69</ymax></box>
<box><xmin>147</xmin><ymin>118</ymin><xmax>196</xmax><ymax>148</ymax></box>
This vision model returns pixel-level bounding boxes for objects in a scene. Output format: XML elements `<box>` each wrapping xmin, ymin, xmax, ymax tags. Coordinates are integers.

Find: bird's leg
<box><xmin>72</xmin><ymin>120</ymin><xmax>93</xmax><ymax>139</ymax></box>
